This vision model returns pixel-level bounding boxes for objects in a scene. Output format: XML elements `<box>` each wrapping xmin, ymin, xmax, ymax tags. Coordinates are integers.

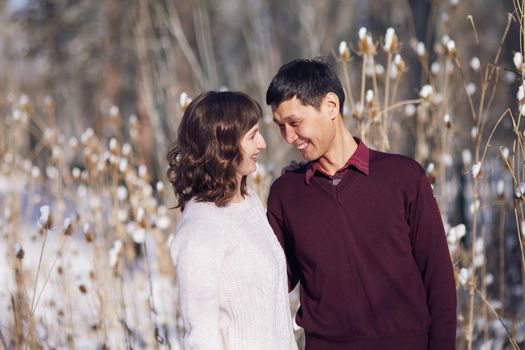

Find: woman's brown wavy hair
<box><xmin>166</xmin><ymin>91</ymin><xmax>262</xmax><ymax>211</ymax></box>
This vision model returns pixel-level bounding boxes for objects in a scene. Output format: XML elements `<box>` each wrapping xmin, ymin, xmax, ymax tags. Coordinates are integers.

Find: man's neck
<box><xmin>317</xmin><ymin>129</ymin><xmax>357</xmax><ymax>176</ymax></box>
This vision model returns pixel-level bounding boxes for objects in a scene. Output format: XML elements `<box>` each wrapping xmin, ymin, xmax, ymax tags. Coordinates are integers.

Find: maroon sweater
<box><xmin>267</xmin><ymin>141</ymin><xmax>457</xmax><ymax>350</ymax></box>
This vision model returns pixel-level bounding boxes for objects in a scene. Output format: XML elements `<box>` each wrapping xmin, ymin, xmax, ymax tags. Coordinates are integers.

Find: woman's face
<box><xmin>237</xmin><ymin>122</ymin><xmax>267</xmax><ymax>177</ymax></box>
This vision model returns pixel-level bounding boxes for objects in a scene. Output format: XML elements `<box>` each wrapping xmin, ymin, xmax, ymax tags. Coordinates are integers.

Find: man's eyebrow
<box><xmin>273</xmin><ymin>115</ymin><xmax>297</xmax><ymax>124</ymax></box>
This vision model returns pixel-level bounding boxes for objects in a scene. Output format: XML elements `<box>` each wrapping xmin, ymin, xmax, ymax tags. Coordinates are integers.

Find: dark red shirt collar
<box><xmin>305</xmin><ymin>137</ymin><xmax>369</xmax><ymax>184</ymax></box>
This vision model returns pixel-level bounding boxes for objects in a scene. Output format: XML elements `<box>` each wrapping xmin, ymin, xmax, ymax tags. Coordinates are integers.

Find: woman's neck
<box><xmin>230</xmin><ymin>177</ymin><xmax>245</xmax><ymax>203</ymax></box>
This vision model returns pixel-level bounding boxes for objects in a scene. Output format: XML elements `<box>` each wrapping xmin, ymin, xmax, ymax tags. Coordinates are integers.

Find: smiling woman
<box><xmin>166</xmin><ymin>90</ymin><xmax>298</xmax><ymax>350</ymax></box>
<box><xmin>237</xmin><ymin>123</ymin><xmax>266</xmax><ymax>180</ymax></box>
<box><xmin>167</xmin><ymin>91</ymin><xmax>264</xmax><ymax>209</ymax></box>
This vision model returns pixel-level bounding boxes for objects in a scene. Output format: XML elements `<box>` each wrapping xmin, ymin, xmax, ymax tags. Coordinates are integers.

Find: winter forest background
<box><xmin>1</xmin><ymin>0</ymin><xmax>525</xmax><ymax>349</ymax></box>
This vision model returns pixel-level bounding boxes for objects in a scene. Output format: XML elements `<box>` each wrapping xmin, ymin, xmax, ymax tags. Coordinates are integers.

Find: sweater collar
<box><xmin>305</xmin><ymin>137</ymin><xmax>370</xmax><ymax>184</ymax></box>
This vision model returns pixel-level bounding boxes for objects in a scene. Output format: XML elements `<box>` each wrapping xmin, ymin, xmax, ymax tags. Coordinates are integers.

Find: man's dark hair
<box><xmin>266</xmin><ymin>58</ymin><xmax>345</xmax><ymax>115</ymax></box>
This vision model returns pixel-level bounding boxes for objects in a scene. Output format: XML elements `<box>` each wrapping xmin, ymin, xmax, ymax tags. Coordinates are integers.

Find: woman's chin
<box><xmin>237</xmin><ymin>166</ymin><xmax>257</xmax><ymax>178</ymax></box>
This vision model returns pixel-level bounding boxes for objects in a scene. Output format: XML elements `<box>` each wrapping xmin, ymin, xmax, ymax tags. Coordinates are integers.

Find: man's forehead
<box><xmin>270</xmin><ymin>100</ymin><xmax>289</xmax><ymax>113</ymax></box>
<box><xmin>271</xmin><ymin>97</ymin><xmax>300</xmax><ymax>112</ymax></box>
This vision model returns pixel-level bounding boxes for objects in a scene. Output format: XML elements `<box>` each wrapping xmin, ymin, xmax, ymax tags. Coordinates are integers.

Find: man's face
<box><xmin>272</xmin><ymin>95</ymin><xmax>336</xmax><ymax>161</ymax></box>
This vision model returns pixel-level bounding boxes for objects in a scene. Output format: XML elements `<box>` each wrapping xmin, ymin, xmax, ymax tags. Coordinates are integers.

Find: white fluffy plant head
<box><xmin>416</xmin><ymin>42</ymin><xmax>426</xmax><ymax>58</ymax></box>
<box><xmin>383</xmin><ymin>27</ymin><xmax>398</xmax><ymax>53</ymax></box>
<box><xmin>38</xmin><ymin>205</ymin><xmax>53</xmax><ymax>230</ymax></box>
<box><xmin>470</xmin><ymin>57</ymin><xmax>480</xmax><ymax>72</ymax></box>
<box><xmin>358</xmin><ymin>27</ymin><xmax>367</xmax><ymax>41</ymax></box>
<box><xmin>517</xmin><ymin>82</ymin><xmax>525</xmax><ymax>116</ymax></box>
<box><xmin>179</xmin><ymin>92</ymin><xmax>192</xmax><ymax>112</ymax></box>
<box><xmin>358</xmin><ymin>27</ymin><xmax>376</xmax><ymax>55</ymax></box>
<box><xmin>514</xmin><ymin>52</ymin><xmax>524</xmax><ymax>72</ymax></box>
<box><xmin>461</xmin><ymin>149</ymin><xmax>472</xmax><ymax>165</ymax></box>
<box><xmin>471</xmin><ymin>162</ymin><xmax>482</xmax><ymax>180</ymax></box>
<box><xmin>109</xmin><ymin>240</ymin><xmax>123</xmax><ymax>268</ymax></box>
<box><xmin>365</xmin><ymin>89</ymin><xmax>374</xmax><ymax>104</ymax></box>
<box><xmin>496</xmin><ymin>180</ymin><xmax>505</xmax><ymax>197</ymax></box>
<box><xmin>447</xmin><ymin>224</ymin><xmax>466</xmax><ymax>245</ymax></box>
<box><xmin>419</xmin><ymin>85</ymin><xmax>433</xmax><ymax>100</ymax></box>
<box><xmin>339</xmin><ymin>41</ymin><xmax>350</xmax><ymax>61</ymax></box>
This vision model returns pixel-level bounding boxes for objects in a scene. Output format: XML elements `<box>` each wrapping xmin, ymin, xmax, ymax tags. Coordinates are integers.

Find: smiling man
<box><xmin>265</xmin><ymin>58</ymin><xmax>456</xmax><ymax>350</ymax></box>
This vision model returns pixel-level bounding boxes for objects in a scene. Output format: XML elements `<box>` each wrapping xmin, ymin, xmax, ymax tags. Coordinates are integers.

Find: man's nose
<box><xmin>283</xmin><ymin>125</ymin><xmax>297</xmax><ymax>144</ymax></box>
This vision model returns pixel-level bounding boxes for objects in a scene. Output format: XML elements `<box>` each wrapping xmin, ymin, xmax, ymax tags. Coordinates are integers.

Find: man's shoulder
<box><xmin>368</xmin><ymin>150</ymin><xmax>430</xmax><ymax>201</ymax></box>
<box><xmin>269</xmin><ymin>162</ymin><xmax>309</xmax><ymax>197</ymax></box>
<box><xmin>274</xmin><ymin>162</ymin><xmax>309</xmax><ymax>183</ymax></box>
<box><xmin>369</xmin><ymin>149</ymin><xmax>425</xmax><ymax>178</ymax></box>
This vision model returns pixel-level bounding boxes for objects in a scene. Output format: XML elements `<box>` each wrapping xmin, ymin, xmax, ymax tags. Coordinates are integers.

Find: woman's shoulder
<box><xmin>182</xmin><ymin>198</ymin><xmax>218</xmax><ymax>216</ymax></box>
<box><xmin>177</xmin><ymin>200</ymin><xmax>228</xmax><ymax>234</ymax></box>
<box><xmin>181</xmin><ymin>199</ymin><xmax>228</xmax><ymax>228</ymax></box>
<box><xmin>169</xmin><ymin>202</ymin><xmax>228</xmax><ymax>262</ymax></box>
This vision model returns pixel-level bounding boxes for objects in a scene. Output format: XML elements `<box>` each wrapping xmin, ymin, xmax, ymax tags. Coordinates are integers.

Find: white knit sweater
<box><xmin>170</xmin><ymin>188</ymin><xmax>298</xmax><ymax>350</ymax></box>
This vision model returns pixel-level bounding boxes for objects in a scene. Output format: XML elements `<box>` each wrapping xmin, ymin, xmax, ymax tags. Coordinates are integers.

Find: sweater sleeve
<box><xmin>267</xmin><ymin>185</ymin><xmax>301</xmax><ymax>291</ymax></box>
<box><xmin>408</xmin><ymin>171</ymin><xmax>457</xmax><ymax>350</ymax></box>
<box><xmin>171</xmin><ymin>225</ymin><xmax>226</xmax><ymax>350</ymax></box>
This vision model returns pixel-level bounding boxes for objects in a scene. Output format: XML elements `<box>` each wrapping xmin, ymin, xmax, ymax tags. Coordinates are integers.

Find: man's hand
<box><xmin>281</xmin><ymin>160</ymin><xmax>306</xmax><ymax>175</ymax></box>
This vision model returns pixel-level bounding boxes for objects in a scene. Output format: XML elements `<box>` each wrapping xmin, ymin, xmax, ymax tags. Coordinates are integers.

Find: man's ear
<box><xmin>324</xmin><ymin>92</ymin><xmax>339</xmax><ymax>120</ymax></box>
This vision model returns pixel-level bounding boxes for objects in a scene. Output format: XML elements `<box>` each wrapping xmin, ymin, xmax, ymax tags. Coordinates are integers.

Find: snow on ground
<box><xmin>0</xmin><ymin>173</ymin><xmax>184</xmax><ymax>348</ymax></box>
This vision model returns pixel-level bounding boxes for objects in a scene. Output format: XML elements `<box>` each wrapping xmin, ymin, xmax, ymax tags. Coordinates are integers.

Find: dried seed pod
<box><xmin>15</xmin><ymin>243</ymin><xmax>24</xmax><ymax>260</ymax></box>
<box><xmin>383</xmin><ymin>28</ymin><xmax>398</xmax><ymax>53</ymax></box>
<box><xmin>38</xmin><ymin>205</ymin><xmax>53</xmax><ymax>230</ymax></box>
<box><xmin>339</xmin><ymin>41</ymin><xmax>350</xmax><ymax>61</ymax></box>
<box><xmin>63</xmin><ymin>217</ymin><xmax>73</xmax><ymax>236</ymax></box>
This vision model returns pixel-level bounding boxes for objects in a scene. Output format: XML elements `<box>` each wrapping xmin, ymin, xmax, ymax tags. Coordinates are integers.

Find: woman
<box><xmin>167</xmin><ymin>91</ymin><xmax>297</xmax><ymax>350</ymax></box>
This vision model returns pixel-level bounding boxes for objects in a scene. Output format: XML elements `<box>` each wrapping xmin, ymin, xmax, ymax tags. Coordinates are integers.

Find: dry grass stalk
<box><xmin>2</xmin><ymin>2</ymin><xmax>525</xmax><ymax>349</ymax></box>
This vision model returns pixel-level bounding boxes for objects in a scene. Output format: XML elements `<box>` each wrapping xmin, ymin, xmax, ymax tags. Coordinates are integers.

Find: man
<box><xmin>266</xmin><ymin>58</ymin><xmax>456</xmax><ymax>350</ymax></box>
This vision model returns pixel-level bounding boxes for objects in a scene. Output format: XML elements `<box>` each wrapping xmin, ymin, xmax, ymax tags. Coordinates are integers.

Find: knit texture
<box><xmin>170</xmin><ymin>188</ymin><xmax>298</xmax><ymax>350</ymax></box>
